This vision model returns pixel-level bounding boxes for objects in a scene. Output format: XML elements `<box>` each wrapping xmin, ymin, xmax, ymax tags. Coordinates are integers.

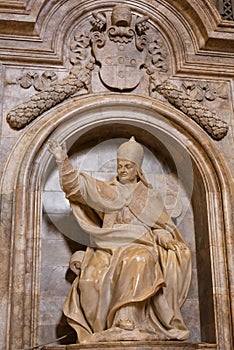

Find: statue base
<box><xmin>43</xmin><ymin>341</ymin><xmax>217</xmax><ymax>350</ymax></box>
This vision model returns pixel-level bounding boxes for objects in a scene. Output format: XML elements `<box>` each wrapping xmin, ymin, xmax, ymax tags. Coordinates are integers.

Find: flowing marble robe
<box><xmin>59</xmin><ymin>158</ymin><xmax>192</xmax><ymax>342</ymax></box>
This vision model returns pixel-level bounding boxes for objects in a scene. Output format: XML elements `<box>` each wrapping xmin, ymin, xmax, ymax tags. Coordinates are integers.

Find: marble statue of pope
<box><xmin>48</xmin><ymin>136</ymin><xmax>191</xmax><ymax>343</ymax></box>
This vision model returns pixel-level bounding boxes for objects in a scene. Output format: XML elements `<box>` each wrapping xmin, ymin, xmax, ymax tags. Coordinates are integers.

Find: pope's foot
<box><xmin>118</xmin><ymin>319</ymin><xmax>135</xmax><ymax>330</ymax></box>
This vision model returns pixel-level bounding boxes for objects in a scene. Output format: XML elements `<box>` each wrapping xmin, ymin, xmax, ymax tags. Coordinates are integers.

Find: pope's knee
<box><xmin>121</xmin><ymin>246</ymin><xmax>155</xmax><ymax>266</ymax></box>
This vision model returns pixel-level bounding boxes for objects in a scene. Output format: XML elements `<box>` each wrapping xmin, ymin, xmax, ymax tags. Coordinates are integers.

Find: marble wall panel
<box><xmin>39</xmin><ymin>216</ymin><xmax>81</xmax><ymax>345</ymax></box>
<box><xmin>181</xmin><ymin>300</ymin><xmax>201</xmax><ymax>342</ymax></box>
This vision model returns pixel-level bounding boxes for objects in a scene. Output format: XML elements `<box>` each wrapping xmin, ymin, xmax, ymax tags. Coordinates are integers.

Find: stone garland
<box><xmin>154</xmin><ymin>79</ymin><xmax>228</xmax><ymax>140</ymax></box>
<box><xmin>6</xmin><ymin>63</ymin><xmax>93</xmax><ymax>130</ymax></box>
<box><xmin>7</xmin><ymin>66</ymin><xmax>229</xmax><ymax>140</ymax></box>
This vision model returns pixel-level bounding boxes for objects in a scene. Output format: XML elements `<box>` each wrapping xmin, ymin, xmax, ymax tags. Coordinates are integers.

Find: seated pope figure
<box><xmin>48</xmin><ymin>137</ymin><xmax>191</xmax><ymax>343</ymax></box>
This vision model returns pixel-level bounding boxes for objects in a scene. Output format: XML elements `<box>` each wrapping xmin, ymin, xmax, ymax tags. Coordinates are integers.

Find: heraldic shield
<box><xmin>92</xmin><ymin>32</ymin><xmax>148</xmax><ymax>91</ymax></box>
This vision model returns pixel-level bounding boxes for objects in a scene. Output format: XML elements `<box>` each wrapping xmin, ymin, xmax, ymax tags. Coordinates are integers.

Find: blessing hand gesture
<box><xmin>48</xmin><ymin>139</ymin><xmax>68</xmax><ymax>162</ymax></box>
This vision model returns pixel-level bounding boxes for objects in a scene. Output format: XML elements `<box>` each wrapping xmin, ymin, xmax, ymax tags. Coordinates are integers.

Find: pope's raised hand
<box><xmin>48</xmin><ymin>139</ymin><xmax>68</xmax><ymax>162</ymax></box>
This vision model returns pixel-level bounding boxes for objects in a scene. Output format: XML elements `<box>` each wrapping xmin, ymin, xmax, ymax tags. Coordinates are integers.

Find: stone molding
<box><xmin>42</xmin><ymin>340</ymin><xmax>217</xmax><ymax>350</ymax></box>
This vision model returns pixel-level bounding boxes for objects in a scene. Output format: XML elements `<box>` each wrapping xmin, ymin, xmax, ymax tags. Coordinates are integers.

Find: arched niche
<box><xmin>1</xmin><ymin>94</ymin><xmax>233</xmax><ymax>350</ymax></box>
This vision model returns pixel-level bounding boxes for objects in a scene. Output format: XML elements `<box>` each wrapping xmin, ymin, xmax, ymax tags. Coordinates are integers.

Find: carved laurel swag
<box><xmin>154</xmin><ymin>80</ymin><xmax>228</xmax><ymax>140</ymax></box>
<box><xmin>7</xmin><ymin>64</ymin><xmax>93</xmax><ymax>130</ymax></box>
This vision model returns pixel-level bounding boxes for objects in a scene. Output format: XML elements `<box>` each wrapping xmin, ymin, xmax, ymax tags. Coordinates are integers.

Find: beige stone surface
<box><xmin>0</xmin><ymin>1</ymin><xmax>233</xmax><ymax>350</ymax></box>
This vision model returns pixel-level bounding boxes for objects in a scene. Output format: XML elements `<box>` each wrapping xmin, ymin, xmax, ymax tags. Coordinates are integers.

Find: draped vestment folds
<box><xmin>59</xmin><ymin>159</ymin><xmax>191</xmax><ymax>342</ymax></box>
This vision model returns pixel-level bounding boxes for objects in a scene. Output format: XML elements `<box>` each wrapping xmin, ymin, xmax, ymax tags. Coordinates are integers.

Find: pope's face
<box><xmin>117</xmin><ymin>159</ymin><xmax>137</xmax><ymax>184</ymax></box>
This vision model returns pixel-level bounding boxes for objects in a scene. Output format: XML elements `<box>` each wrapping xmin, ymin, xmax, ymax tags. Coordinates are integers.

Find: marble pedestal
<box><xmin>43</xmin><ymin>341</ymin><xmax>217</xmax><ymax>350</ymax></box>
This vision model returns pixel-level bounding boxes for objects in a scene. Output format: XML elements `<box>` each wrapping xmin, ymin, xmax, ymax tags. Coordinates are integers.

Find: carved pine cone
<box><xmin>155</xmin><ymin>80</ymin><xmax>228</xmax><ymax>140</ymax></box>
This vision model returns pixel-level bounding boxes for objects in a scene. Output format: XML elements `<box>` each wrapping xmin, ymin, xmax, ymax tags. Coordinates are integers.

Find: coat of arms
<box><xmin>91</xmin><ymin>4</ymin><xmax>149</xmax><ymax>91</ymax></box>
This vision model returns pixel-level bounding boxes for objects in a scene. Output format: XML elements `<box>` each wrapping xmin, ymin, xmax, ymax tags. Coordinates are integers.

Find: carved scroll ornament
<box><xmin>18</xmin><ymin>71</ymin><xmax>58</xmax><ymax>92</ymax></box>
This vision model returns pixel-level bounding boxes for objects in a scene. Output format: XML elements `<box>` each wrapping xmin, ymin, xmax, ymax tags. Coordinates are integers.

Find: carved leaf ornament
<box><xmin>6</xmin><ymin>4</ymin><xmax>228</xmax><ymax>140</ymax></box>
